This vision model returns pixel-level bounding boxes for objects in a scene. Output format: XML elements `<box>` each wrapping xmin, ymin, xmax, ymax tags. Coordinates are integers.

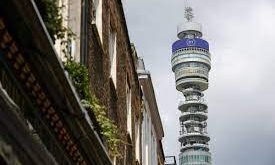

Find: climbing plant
<box><xmin>64</xmin><ymin>61</ymin><xmax>121</xmax><ymax>157</ymax></box>
<box><xmin>34</xmin><ymin>0</ymin><xmax>66</xmax><ymax>42</ymax></box>
<box><xmin>36</xmin><ymin>0</ymin><xmax>121</xmax><ymax>157</ymax></box>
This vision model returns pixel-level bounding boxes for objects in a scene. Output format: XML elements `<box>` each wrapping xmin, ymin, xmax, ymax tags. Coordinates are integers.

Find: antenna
<box><xmin>184</xmin><ymin>6</ymin><xmax>194</xmax><ymax>22</ymax></box>
<box><xmin>184</xmin><ymin>0</ymin><xmax>194</xmax><ymax>22</ymax></box>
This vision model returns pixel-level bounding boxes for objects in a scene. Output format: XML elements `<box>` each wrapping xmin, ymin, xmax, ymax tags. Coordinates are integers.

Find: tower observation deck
<box><xmin>171</xmin><ymin>6</ymin><xmax>212</xmax><ymax>165</ymax></box>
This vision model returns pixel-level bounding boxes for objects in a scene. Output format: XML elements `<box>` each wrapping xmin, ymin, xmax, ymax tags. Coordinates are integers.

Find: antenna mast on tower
<box><xmin>184</xmin><ymin>7</ymin><xmax>194</xmax><ymax>22</ymax></box>
<box><xmin>184</xmin><ymin>0</ymin><xmax>194</xmax><ymax>22</ymax></box>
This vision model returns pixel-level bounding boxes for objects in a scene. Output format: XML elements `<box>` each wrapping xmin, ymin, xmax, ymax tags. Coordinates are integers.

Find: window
<box><xmin>113</xmin><ymin>157</ymin><xmax>117</xmax><ymax>165</ymax></box>
<box><xmin>194</xmin><ymin>126</ymin><xmax>200</xmax><ymax>132</ymax></box>
<box><xmin>109</xmin><ymin>30</ymin><xmax>117</xmax><ymax>87</ymax></box>
<box><xmin>93</xmin><ymin>0</ymin><xmax>103</xmax><ymax>42</ymax></box>
<box><xmin>135</xmin><ymin>119</ymin><xmax>140</xmax><ymax>162</ymax></box>
<box><xmin>67</xmin><ymin>38</ymin><xmax>76</xmax><ymax>60</ymax></box>
<box><xmin>141</xmin><ymin>106</ymin><xmax>147</xmax><ymax>165</ymax></box>
<box><xmin>126</xmin><ymin>80</ymin><xmax>132</xmax><ymax>138</ymax></box>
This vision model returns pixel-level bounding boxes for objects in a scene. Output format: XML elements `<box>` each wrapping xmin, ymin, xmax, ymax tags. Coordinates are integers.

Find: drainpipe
<box><xmin>81</xmin><ymin>0</ymin><xmax>88</xmax><ymax>65</ymax></box>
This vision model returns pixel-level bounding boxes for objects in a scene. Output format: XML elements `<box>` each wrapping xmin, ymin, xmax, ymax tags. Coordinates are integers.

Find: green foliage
<box><xmin>34</xmin><ymin>0</ymin><xmax>66</xmax><ymax>42</ymax></box>
<box><xmin>64</xmin><ymin>61</ymin><xmax>90</xmax><ymax>100</ymax></box>
<box><xmin>37</xmin><ymin>0</ymin><xmax>121</xmax><ymax>157</ymax></box>
<box><xmin>64</xmin><ymin>61</ymin><xmax>121</xmax><ymax>157</ymax></box>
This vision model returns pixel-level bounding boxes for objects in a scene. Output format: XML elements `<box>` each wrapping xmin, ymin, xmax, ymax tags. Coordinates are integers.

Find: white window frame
<box><xmin>93</xmin><ymin>0</ymin><xmax>103</xmax><ymax>42</ymax></box>
<box><xmin>109</xmin><ymin>29</ymin><xmax>117</xmax><ymax>87</ymax></box>
<box><xmin>135</xmin><ymin>118</ymin><xmax>140</xmax><ymax>162</ymax></box>
<box><xmin>126</xmin><ymin>80</ymin><xmax>132</xmax><ymax>138</ymax></box>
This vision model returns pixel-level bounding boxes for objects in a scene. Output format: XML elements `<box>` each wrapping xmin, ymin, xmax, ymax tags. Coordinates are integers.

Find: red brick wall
<box><xmin>87</xmin><ymin>0</ymin><xmax>141</xmax><ymax>164</ymax></box>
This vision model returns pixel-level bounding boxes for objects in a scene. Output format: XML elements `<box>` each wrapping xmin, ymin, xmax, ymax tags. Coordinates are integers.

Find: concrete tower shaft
<box><xmin>171</xmin><ymin>5</ymin><xmax>212</xmax><ymax>165</ymax></box>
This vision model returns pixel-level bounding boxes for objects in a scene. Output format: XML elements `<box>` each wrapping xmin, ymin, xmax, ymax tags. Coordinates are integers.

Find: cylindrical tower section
<box><xmin>171</xmin><ymin>21</ymin><xmax>212</xmax><ymax>165</ymax></box>
<box><xmin>172</xmin><ymin>24</ymin><xmax>211</xmax><ymax>92</ymax></box>
<box><xmin>177</xmin><ymin>22</ymin><xmax>202</xmax><ymax>39</ymax></box>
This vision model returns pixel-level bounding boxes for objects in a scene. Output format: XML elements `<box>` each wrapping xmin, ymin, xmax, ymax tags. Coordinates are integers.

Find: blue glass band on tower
<box><xmin>172</xmin><ymin>38</ymin><xmax>209</xmax><ymax>52</ymax></box>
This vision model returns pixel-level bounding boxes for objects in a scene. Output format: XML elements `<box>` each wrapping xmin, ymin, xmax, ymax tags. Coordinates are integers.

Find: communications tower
<box><xmin>171</xmin><ymin>4</ymin><xmax>212</xmax><ymax>165</ymax></box>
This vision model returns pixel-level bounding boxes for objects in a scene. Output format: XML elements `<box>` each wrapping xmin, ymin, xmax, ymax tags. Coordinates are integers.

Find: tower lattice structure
<box><xmin>171</xmin><ymin>6</ymin><xmax>212</xmax><ymax>165</ymax></box>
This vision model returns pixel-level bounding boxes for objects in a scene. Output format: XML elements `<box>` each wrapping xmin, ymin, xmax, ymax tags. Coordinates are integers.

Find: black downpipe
<box><xmin>81</xmin><ymin>0</ymin><xmax>88</xmax><ymax>65</ymax></box>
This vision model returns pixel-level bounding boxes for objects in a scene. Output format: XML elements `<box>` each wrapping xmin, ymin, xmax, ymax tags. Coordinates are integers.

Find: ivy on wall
<box><xmin>34</xmin><ymin>0</ymin><xmax>66</xmax><ymax>42</ymax></box>
<box><xmin>64</xmin><ymin>61</ymin><xmax>121</xmax><ymax>157</ymax></box>
<box><xmin>35</xmin><ymin>0</ymin><xmax>121</xmax><ymax>157</ymax></box>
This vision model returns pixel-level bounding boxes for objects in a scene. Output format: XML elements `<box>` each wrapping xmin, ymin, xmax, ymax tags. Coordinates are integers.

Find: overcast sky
<box><xmin>123</xmin><ymin>0</ymin><xmax>275</xmax><ymax>164</ymax></box>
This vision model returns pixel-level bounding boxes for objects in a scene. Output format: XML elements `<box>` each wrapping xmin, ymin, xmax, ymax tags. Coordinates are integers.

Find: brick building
<box><xmin>56</xmin><ymin>0</ymin><xmax>142</xmax><ymax>164</ymax></box>
<box><xmin>55</xmin><ymin>0</ymin><xmax>165</xmax><ymax>165</ymax></box>
<box><xmin>0</xmin><ymin>0</ymin><xmax>166</xmax><ymax>164</ymax></box>
<box><xmin>0</xmin><ymin>0</ymin><xmax>113</xmax><ymax>164</ymax></box>
<box><xmin>86</xmin><ymin>0</ymin><xmax>143</xmax><ymax>164</ymax></box>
